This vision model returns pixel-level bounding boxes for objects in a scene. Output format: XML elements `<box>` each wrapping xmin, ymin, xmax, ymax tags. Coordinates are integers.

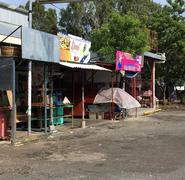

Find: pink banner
<box><xmin>116</xmin><ymin>50</ymin><xmax>142</xmax><ymax>72</ymax></box>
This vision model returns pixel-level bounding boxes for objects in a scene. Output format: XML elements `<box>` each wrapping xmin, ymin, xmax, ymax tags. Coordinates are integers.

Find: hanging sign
<box><xmin>59</xmin><ymin>33</ymin><xmax>91</xmax><ymax>64</ymax></box>
<box><xmin>116</xmin><ymin>50</ymin><xmax>142</xmax><ymax>72</ymax></box>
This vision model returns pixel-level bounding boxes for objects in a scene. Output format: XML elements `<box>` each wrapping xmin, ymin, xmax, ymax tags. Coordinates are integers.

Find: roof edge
<box><xmin>0</xmin><ymin>1</ymin><xmax>28</xmax><ymax>15</ymax></box>
<box><xmin>144</xmin><ymin>51</ymin><xmax>166</xmax><ymax>63</ymax></box>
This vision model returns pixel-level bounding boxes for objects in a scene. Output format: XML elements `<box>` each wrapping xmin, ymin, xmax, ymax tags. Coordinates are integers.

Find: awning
<box><xmin>60</xmin><ymin>61</ymin><xmax>111</xmax><ymax>72</ymax></box>
<box><xmin>144</xmin><ymin>51</ymin><xmax>166</xmax><ymax>63</ymax></box>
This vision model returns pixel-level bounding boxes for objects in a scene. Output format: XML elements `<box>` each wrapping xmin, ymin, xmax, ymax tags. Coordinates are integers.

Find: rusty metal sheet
<box><xmin>22</xmin><ymin>27</ymin><xmax>60</xmax><ymax>63</ymax></box>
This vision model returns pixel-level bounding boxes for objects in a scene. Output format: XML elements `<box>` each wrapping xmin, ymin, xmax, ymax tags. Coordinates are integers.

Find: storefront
<box><xmin>0</xmin><ymin>24</ymin><xmax>112</xmax><ymax>142</ymax></box>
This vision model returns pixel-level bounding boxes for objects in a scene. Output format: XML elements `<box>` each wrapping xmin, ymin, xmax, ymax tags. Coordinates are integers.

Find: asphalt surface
<box><xmin>0</xmin><ymin>109</ymin><xmax>185</xmax><ymax>180</ymax></box>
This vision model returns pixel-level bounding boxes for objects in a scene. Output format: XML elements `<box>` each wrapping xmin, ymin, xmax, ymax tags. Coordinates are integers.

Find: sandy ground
<box><xmin>0</xmin><ymin>108</ymin><xmax>185</xmax><ymax>180</ymax></box>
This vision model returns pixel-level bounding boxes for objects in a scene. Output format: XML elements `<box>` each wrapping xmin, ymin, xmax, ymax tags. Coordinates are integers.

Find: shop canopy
<box><xmin>60</xmin><ymin>61</ymin><xmax>111</xmax><ymax>72</ymax></box>
<box><xmin>144</xmin><ymin>51</ymin><xmax>166</xmax><ymax>63</ymax></box>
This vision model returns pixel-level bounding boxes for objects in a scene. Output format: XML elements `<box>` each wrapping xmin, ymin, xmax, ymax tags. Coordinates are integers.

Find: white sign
<box><xmin>59</xmin><ymin>33</ymin><xmax>91</xmax><ymax>64</ymax></box>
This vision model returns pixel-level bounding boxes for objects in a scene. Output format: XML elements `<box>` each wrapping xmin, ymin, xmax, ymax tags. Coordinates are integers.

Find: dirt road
<box><xmin>0</xmin><ymin>109</ymin><xmax>185</xmax><ymax>180</ymax></box>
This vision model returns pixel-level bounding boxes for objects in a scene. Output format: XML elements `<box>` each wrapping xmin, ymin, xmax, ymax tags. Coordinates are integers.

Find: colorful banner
<box><xmin>116</xmin><ymin>50</ymin><xmax>142</xmax><ymax>72</ymax></box>
<box><xmin>59</xmin><ymin>34</ymin><xmax>91</xmax><ymax>64</ymax></box>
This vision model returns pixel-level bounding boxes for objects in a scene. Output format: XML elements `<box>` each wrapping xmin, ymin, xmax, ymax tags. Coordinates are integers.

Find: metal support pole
<box><xmin>44</xmin><ymin>64</ymin><xmax>48</xmax><ymax>134</ymax></box>
<box><xmin>29</xmin><ymin>0</ymin><xmax>32</xmax><ymax>29</ymax></box>
<box><xmin>81</xmin><ymin>71</ymin><xmax>85</xmax><ymax>128</ymax></box>
<box><xmin>111</xmin><ymin>72</ymin><xmax>114</xmax><ymax>120</ymax></box>
<box><xmin>49</xmin><ymin>66</ymin><xmax>54</xmax><ymax>132</ymax></box>
<box><xmin>151</xmin><ymin>61</ymin><xmax>156</xmax><ymax>109</ymax></box>
<box><xmin>72</xmin><ymin>71</ymin><xmax>75</xmax><ymax>104</ymax></box>
<box><xmin>11</xmin><ymin>60</ymin><xmax>16</xmax><ymax>145</ymax></box>
<box><xmin>28</xmin><ymin>0</ymin><xmax>32</xmax><ymax>136</ymax></box>
<box><xmin>28</xmin><ymin>62</ymin><xmax>32</xmax><ymax>135</ymax></box>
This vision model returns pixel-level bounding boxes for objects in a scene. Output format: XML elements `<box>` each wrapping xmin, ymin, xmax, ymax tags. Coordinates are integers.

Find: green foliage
<box><xmin>59</xmin><ymin>2</ymin><xmax>85</xmax><ymax>36</ymax></box>
<box><xmin>44</xmin><ymin>8</ymin><xmax>58</xmax><ymax>34</ymax></box>
<box><xmin>59</xmin><ymin>0</ymin><xmax>117</xmax><ymax>38</ymax></box>
<box><xmin>91</xmin><ymin>12</ymin><xmax>149</xmax><ymax>62</ymax></box>
<box><xmin>25</xmin><ymin>2</ymin><xmax>58</xmax><ymax>34</ymax></box>
<box><xmin>166</xmin><ymin>0</ymin><xmax>185</xmax><ymax>18</ymax></box>
<box><xmin>149</xmin><ymin>1</ymin><xmax>185</xmax><ymax>88</ymax></box>
<box><xmin>117</xmin><ymin>0</ymin><xmax>162</xmax><ymax>24</ymax></box>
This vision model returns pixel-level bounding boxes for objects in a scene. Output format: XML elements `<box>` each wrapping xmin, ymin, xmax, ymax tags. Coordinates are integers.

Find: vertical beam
<box><xmin>28</xmin><ymin>0</ymin><xmax>32</xmax><ymax>29</ymax></box>
<box><xmin>91</xmin><ymin>70</ymin><xmax>94</xmax><ymax>88</ymax></box>
<box><xmin>151</xmin><ymin>61</ymin><xmax>156</xmax><ymax>109</ymax></box>
<box><xmin>49</xmin><ymin>66</ymin><xmax>54</xmax><ymax>131</ymax></box>
<box><xmin>72</xmin><ymin>71</ymin><xmax>75</xmax><ymax>104</ymax></box>
<box><xmin>11</xmin><ymin>60</ymin><xmax>16</xmax><ymax>144</ymax></box>
<box><xmin>28</xmin><ymin>0</ymin><xmax>32</xmax><ymax>136</ymax></box>
<box><xmin>28</xmin><ymin>61</ymin><xmax>32</xmax><ymax>135</ymax></box>
<box><xmin>111</xmin><ymin>72</ymin><xmax>114</xmax><ymax>120</ymax></box>
<box><xmin>44</xmin><ymin>64</ymin><xmax>48</xmax><ymax>133</ymax></box>
<box><xmin>81</xmin><ymin>71</ymin><xmax>85</xmax><ymax>128</ymax></box>
<box><xmin>132</xmin><ymin>78</ymin><xmax>134</xmax><ymax>97</ymax></box>
<box><xmin>132</xmin><ymin>77</ymin><xmax>136</xmax><ymax>98</ymax></box>
<box><xmin>82</xmin><ymin>71</ymin><xmax>85</xmax><ymax>120</ymax></box>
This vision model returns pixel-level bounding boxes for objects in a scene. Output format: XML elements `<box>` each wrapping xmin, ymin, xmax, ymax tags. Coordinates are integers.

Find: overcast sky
<box><xmin>1</xmin><ymin>0</ymin><xmax>168</xmax><ymax>9</ymax></box>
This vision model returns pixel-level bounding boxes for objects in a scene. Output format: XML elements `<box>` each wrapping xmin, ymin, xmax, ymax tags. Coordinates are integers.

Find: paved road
<box><xmin>0</xmin><ymin>109</ymin><xmax>185</xmax><ymax>180</ymax></box>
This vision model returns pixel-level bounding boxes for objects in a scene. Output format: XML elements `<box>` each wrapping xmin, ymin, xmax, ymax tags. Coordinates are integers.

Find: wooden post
<box><xmin>11</xmin><ymin>60</ymin><xmax>16</xmax><ymax>144</ymax></box>
<box><xmin>49</xmin><ymin>65</ymin><xmax>55</xmax><ymax>132</ymax></box>
<box><xmin>72</xmin><ymin>71</ymin><xmax>74</xmax><ymax>104</ymax></box>
<box><xmin>81</xmin><ymin>71</ymin><xmax>85</xmax><ymax>128</ymax></box>
<box><xmin>132</xmin><ymin>77</ymin><xmax>136</xmax><ymax>98</ymax></box>
<box><xmin>150</xmin><ymin>61</ymin><xmax>156</xmax><ymax>109</ymax></box>
<box><xmin>111</xmin><ymin>72</ymin><xmax>114</xmax><ymax>120</ymax></box>
<box><xmin>44</xmin><ymin>64</ymin><xmax>48</xmax><ymax>134</ymax></box>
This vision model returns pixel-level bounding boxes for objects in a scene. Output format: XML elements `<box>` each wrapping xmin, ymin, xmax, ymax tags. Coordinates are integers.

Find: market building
<box><xmin>0</xmin><ymin>2</ymin><xmax>111</xmax><ymax>143</ymax></box>
<box><xmin>0</xmin><ymin>1</ymin><xmax>165</xmax><ymax>143</ymax></box>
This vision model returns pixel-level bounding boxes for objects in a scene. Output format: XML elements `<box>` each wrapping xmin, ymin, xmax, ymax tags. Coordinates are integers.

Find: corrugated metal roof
<box><xmin>60</xmin><ymin>61</ymin><xmax>112</xmax><ymax>72</ymax></box>
<box><xmin>0</xmin><ymin>2</ymin><xmax>28</xmax><ymax>15</ymax></box>
<box><xmin>144</xmin><ymin>51</ymin><xmax>166</xmax><ymax>63</ymax></box>
<box><xmin>0</xmin><ymin>7</ymin><xmax>28</xmax><ymax>27</ymax></box>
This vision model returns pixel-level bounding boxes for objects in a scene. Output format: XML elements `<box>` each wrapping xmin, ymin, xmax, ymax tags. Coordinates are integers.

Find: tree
<box><xmin>91</xmin><ymin>12</ymin><xmax>149</xmax><ymax>62</ymax></box>
<box><xmin>44</xmin><ymin>8</ymin><xmax>58</xmax><ymax>34</ymax></box>
<box><xmin>59</xmin><ymin>0</ymin><xmax>162</xmax><ymax>38</ymax></box>
<box><xmin>149</xmin><ymin>1</ymin><xmax>185</xmax><ymax>102</ymax></box>
<box><xmin>25</xmin><ymin>1</ymin><xmax>58</xmax><ymax>34</ymax></box>
<box><xmin>59</xmin><ymin>0</ymin><xmax>116</xmax><ymax>38</ymax></box>
<box><xmin>60</xmin><ymin>2</ymin><xmax>85</xmax><ymax>36</ymax></box>
<box><xmin>117</xmin><ymin>0</ymin><xmax>162</xmax><ymax>23</ymax></box>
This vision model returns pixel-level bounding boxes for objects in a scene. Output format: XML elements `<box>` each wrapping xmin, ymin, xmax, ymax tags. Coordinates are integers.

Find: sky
<box><xmin>1</xmin><ymin>0</ymin><xmax>168</xmax><ymax>9</ymax></box>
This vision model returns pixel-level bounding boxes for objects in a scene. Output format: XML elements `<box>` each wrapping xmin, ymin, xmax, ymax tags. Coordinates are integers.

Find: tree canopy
<box><xmin>91</xmin><ymin>12</ymin><xmax>149</xmax><ymax>62</ymax></box>
<box><xmin>148</xmin><ymin>0</ymin><xmax>185</xmax><ymax>97</ymax></box>
<box><xmin>25</xmin><ymin>1</ymin><xmax>58</xmax><ymax>34</ymax></box>
<box><xmin>59</xmin><ymin>0</ymin><xmax>116</xmax><ymax>38</ymax></box>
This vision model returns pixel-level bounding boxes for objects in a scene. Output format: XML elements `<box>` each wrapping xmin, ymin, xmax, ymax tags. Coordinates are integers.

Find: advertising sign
<box><xmin>116</xmin><ymin>50</ymin><xmax>142</xmax><ymax>72</ymax></box>
<box><xmin>22</xmin><ymin>27</ymin><xmax>60</xmax><ymax>63</ymax></box>
<box><xmin>59</xmin><ymin>34</ymin><xmax>91</xmax><ymax>64</ymax></box>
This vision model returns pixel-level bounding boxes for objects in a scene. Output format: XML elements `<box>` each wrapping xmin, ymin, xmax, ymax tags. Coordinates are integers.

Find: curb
<box><xmin>143</xmin><ymin>108</ymin><xmax>162</xmax><ymax>116</ymax></box>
